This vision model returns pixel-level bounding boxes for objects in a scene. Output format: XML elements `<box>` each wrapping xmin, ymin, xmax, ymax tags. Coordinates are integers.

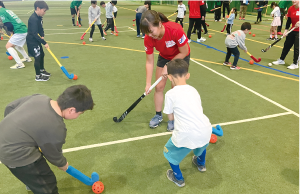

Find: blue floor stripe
<box><xmin>191</xmin><ymin>40</ymin><xmax>299</xmax><ymax>78</ymax></box>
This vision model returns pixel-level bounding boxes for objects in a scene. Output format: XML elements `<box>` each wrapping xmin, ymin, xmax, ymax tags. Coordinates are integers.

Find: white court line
<box><xmin>45</xmin><ymin>30</ymin><xmax>133</xmax><ymax>35</ymax></box>
<box><xmin>128</xmin><ymin>27</ymin><xmax>136</xmax><ymax>31</ymax></box>
<box><xmin>27</xmin><ymin>9</ymin><xmax>34</xmax><ymax>14</ymax></box>
<box><xmin>45</xmin><ymin>26</ymin><xmax>130</xmax><ymax>31</ymax></box>
<box><xmin>0</xmin><ymin>112</ymin><xmax>294</xmax><ymax>164</ymax></box>
<box><xmin>190</xmin><ymin>58</ymin><xmax>299</xmax><ymax>117</ymax></box>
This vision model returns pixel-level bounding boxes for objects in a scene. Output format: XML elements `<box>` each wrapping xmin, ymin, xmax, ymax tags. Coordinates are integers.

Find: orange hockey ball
<box><xmin>249</xmin><ymin>60</ymin><xmax>254</xmax><ymax>65</ymax></box>
<box><xmin>73</xmin><ymin>74</ymin><xmax>78</xmax><ymax>80</ymax></box>
<box><xmin>82</xmin><ymin>41</ymin><xmax>86</xmax><ymax>45</ymax></box>
<box><xmin>133</xmin><ymin>24</ymin><xmax>135</xmax><ymax>26</ymax></box>
<box><xmin>252</xmin><ymin>34</ymin><xmax>256</xmax><ymax>37</ymax></box>
<box><xmin>92</xmin><ymin>181</ymin><xmax>104</xmax><ymax>194</ymax></box>
<box><xmin>8</xmin><ymin>56</ymin><xmax>13</xmax><ymax>60</ymax></box>
<box><xmin>249</xmin><ymin>32</ymin><xmax>251</xmax><ymax>34</ymax></box>
<box><xmin>210</xmin><ymin>134</ymin><xmax>217</xmax><ymax>144</ymax></box>
<box><xmin>209</xmin><ymin>35</ymin><xmax>212</xmax><ymax>38</ymax></box>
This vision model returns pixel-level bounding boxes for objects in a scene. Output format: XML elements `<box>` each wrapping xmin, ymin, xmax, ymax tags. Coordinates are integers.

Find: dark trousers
<box><xmin>223</xmin><ymin>3</ymin><xmax>230</xmax><ymax>18</ymax></box>
<box><xmin>136</xmin><ymin>13</ymin><xmax>144</xmax><ymax>36</ymax></box>
<box><xmin>280</xmin><ymin>31</ymin><xmax>299</xmax><ymax>64</ymax></box>
<box><xmin>114</xmin><ymin>12</ymin><xmax>117</xmax><ymax>18</ymax></box>
<box><xmin>175</xmin><ymin>17</ymin><xmax>184</xmax><ymax>28</ymax></box>
<box><xmin>187</xmin><ymin>18</ymin><xmax>201</xmax><ymax>39</ymax></box>
<box><xmin>6</xmin><ymin>156</ymin><xmax>58</xmax><ymax>194</ymax></box>
<box><xmin>215</xmin><ymin>5</ymin><xmax>221</xmax><ymax>20</ymax></box>
<box><xmin>27</xmin><ymin>43</ymin><xmax>45</xmax><ymax>76</ymax></box>
<box><xmin>225</xmin><ymin>47</ymin><xmax>240</xmax><ymax>67</ymax></box>
<box><xmin>90</xmin><ymin>24</ymin><xmax>104</xmax><ymax>38</ymax></box>
<box><xmin>226</xmin><ymin>24</ymin><xmax>232</xmax><ymax>34</ymax></box>
<box><xmin>277</xmin><ymin>8</ymin><xmax>285</xmax><ymax>32</ymax></box>
<box><xmin>256</xmin><ymin>11</ymin><xmax>262</xmax><ymax>22</ymax></box>
<box><xmin>104</xmin><ymin>18</ymin><xmax>114</xmax><ymax>32</ymax></box>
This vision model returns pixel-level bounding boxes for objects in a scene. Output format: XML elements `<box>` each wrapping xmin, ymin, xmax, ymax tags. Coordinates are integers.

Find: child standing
<box><xmin>135</xmin><ymin>2</ymin><xmax>149</xmax><ymax>38</ymax></box>
<box><xmin>267</xmin><ymin>2</ymin><xmax>281</xmax><ymax>40</ymax></box>
<box><xmin>26</xmin><ymin>1</ymin><xmax>50</xmax><ymax>81</ymax></box>
<box><xmin>88</xmin><ymin>1</ymin><xmax>105</xmax><ymax>42</ymax></box>
<box><xmin>0</xmin><ymin>85</ymin><xmax>94</xmax><ymax>193</ymax></box>
<box><xmin>214</xmin><ymin>0</ymin><xmax>222</xmax><ymax>22</ymax></box>
<box><xmin>101</xmin><ymin>1</ymin><xmax>117</xmax><ymax>36</ymax></box>
<box><xmin>0</xmin><ymin>1</ymin><xmax>31</xmax><ymax>69</ymax></box>
<box><xmin>226</xmin><ymin>8</ymin><xmax>236</xmax><ymax>35</ymax></box>
<box><xmin>254</xmin><ymin>0</ymin><xmax>268</xmax><ymax>24</ymax></box>
<box><xmin>70</xmin><ymin>0</ymin><xmax>82</xmax><ymax>26</ymax></box>
<box><xmin>175</xmin><ymin>1</ymin><xmax>186</xmax><ymax>28</ymax></box>
<box><xmin>113</xmin><ymin>5</ymin><xmax>117</xmax><ymax>18</ymax></box>
<box><xmin>163</xmin><ymin>59</ymin><xmax>211</xmax><ymax>187</ymax></box>
<box><xmin>224</xmin><ymin>22</ymin><xmax>251</xmax><ymax>70</ymax></box>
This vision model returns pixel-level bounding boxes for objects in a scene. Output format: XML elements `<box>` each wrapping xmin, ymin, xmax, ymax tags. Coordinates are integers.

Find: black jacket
<box><xmin>26</xmin><ymin>12</ymin><xmax>46</xmax><ymax>45</ymax></box>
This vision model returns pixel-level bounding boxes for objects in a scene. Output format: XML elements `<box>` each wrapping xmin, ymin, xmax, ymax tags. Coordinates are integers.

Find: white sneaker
<box><xmin>200</xmin><ymin>37</ymin><xmax>206</xmax><ymax>42</ymax></box>
<box><xmin>215</xmin><ymin>20</ymin><xmax>217</xmax><ymax>22</ymax></box>
<box><xmin>219</xmin><ymin>19</ymin><xmax>222</xmax><ymax>22</ymax></box>
<box><xmin>89</xmin><ymin>38</ymin><xmax>93</xmax><ymax>42</ymax></box>
<box><xmin>102</xmin><ymin>37</ymin><xmax>106</xmax><ymax>40</ymax></box>
<box><xmin>10</xmin><ymin>63</ymin><xmax>25</xmax><ymax>69</ymax></box>
<box><xmin>21</xmin><ymin>58</ymin><xmax>32</xmax><ymax>62</ymax></box>
<box><xmin>188</xmin><ymin>39</ymin><xmax>191</xmax><ymax>43</ymax></box>
<box><xmin>142</xmin><ymin>36</ymin><xmax>145</xmax><ymax>39</ymax></box>
<box><xmin>272</xmin><ymin>59</ymin><xmax>285</xmax><ymax>65</ymax></box>
<box><xmin>197</xmin><ymin>38</ymin><xmax>201</xmax><ymax>42</ymax></box>
<box><xmin>287</xmin><ymin>64</ymin><xmax>299</xmax><ymax>69</ymax></box>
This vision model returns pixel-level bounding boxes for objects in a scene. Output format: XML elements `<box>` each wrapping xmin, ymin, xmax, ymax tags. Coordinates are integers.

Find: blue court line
<box><xmin>191</xmin><ymin>40</ymin><xmax>299</xmax><ymax>78</ymax></box>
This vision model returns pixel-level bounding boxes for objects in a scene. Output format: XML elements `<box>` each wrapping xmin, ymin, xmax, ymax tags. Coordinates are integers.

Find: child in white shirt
<box><xmin>268</xmin><ymin>2</ymin><xmax>281</xmax><ymax>40</ymax></box>
<box><xmin>175</xmin><ymin>1</ymin><xmax>186</xmax><ymax>28</ymax></box>
<box><xmin>88</xmin><ymin>1</ymin><xmax>106</xmax><ymax>42</ymax></box>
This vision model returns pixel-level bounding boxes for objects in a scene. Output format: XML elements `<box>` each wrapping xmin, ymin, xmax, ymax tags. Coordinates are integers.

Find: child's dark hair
<box><xmin>178</xmin><ymin>1</ymin><xmax>183</xmax><ymax>3</ymax></box>
<box><xmin>91</xmin><ymin>1</ymin><xmax>97</xmax><ymax>4</ymax></box>
<box><xmin>34</xmin><ymin>1</ymin><xmax>49</xmax><ymax>11</ymax></box>
<box><xmin>233</xmin><ymin>7</ymin><xmax>237</xmax><ymax>13</ymax></box>
<box><xmin>57</xmin><ymin>85</ymin><xmax>94</xmax><ymax>112</ymax></box>
<box><xmin>0</xmin><ymin>1</ymin><xmax>5</xmax><ymax>8</ymax></box>
<box><xmin>111</xmin><ymin>1</ymin><xmax>117</xmax><ymax>5</ymax></box>
<box><xmin>100</xmin><ymin>1</ymin><xmax>105</xmax><ymax>5</ymax></box>
<box><xmin>271</xmin><ymin>2</ymin><xmax>278</xmax><ymax>8</ymax></box>
<box><xmin>144</xmin><ymin>1</ymin><xmax>151</xmax><ymax>10</ymax></box>
<box><xmin>167</xmin><ymin>59</ymin><xmax>189</xmax><ymax>78</ymax></box>
<box><xmin>241</xmin><ymin>22</ymin><xmax>251</xmax><ymax>30</ymax></box>
<box><xmin>140</xmin><ymin>10</ymin><xmax>169</xmax><ymax>34</ymax></box>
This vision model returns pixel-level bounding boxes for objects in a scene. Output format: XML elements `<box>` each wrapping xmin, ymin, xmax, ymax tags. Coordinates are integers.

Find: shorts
<box><xmin>70</xmin><ymin>7</ymin><xmax>77</xmax><ymax>15</ymax></box>
<box><xmin>9</xmin><ymin>33</ymin><xmax>27</xmax><ymax>47</ymax></box>
<box><xmin>157</xmin><ymin>54</ymin><xmax>190</xmax><ymax>68</ymax></box>
<box><xmin>27</xmin><ymin>42</ymin><xmax>44</xmax><ymax>58</ymax></box>
<box><xmin>163</xmin><ymin>137</ymin><xmax>208</xmax><ymax>165</ymax></box>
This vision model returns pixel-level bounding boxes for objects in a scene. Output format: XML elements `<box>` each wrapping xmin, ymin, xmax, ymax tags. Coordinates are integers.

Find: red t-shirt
<box><xmin>200</xmin><ymin>0</ymin><xmax>205</xmax><ymax>6</ymax></box>
<box><xmin>144</xmin><ymin>22</ymin><xmax>190</xmax><ymax>60</ymax></box>
<box><xmin>287</xmin><ymin>5</ymin><xmax>299</xmax><ymax>31</ymax></box>
<box><xmin>188</xmin><ymin>0</ymin><xmax>201</xmax><ymax>18</ymax></box>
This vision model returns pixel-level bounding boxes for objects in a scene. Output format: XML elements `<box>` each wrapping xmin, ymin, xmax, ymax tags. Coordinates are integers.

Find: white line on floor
<box><xmin>0</xmin><ymin>111</ymin><xmax>294</xmax><ymax>164</ymax></box>
<box><xmin>190</xmin><ymin>58</ymin><xmax>299</xmax><ymax>117</ymax></box>
<box><xmin>45</xmin><ymin>30</ymin><xmax>133</xmax><ymax>35</ymax></box>
<box><xmin>45</xmin><ymin>26</ymin><xmax>130</xmax><ymax>31</ymax></box>
<box><xmin>27</xmin><ymin>9</ymin><xmax>34</xmax><ymax>14</ymax></box>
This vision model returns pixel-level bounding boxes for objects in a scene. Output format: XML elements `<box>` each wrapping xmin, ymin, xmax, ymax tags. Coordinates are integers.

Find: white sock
<box><xmin>15</xmin><ymin>46</ymin><xmax>29</xmax><ymax>59</ymax></box>
<box><xmin>7</xmin><ymin>47</ymin><xmax>22</xmax><ymax>64</ymax></box>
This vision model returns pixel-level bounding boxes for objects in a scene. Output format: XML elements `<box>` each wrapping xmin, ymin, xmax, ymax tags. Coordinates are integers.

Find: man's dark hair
<box><xmin>57</xmin><ymin>85</ymin><xmax>94</xmax><ymax>112</ymax></box>
<box><xmin>241</xmin><ymin>22</ymin><xmax>251</xmax><ymax>31</ymax></box>
<box><xmin>100</xmin><ymin>1</ymin><xmax>105</xmax><ymax>5</ymax></box>
<box><xmin>167</xmin><ymin>59</ymin><xmax>189</xmax><ymax>78</ymax></box>
<box><xmin>91</xmin><ymin>1</ymin><xmax>97</xmax><ymax>5</ymax></box>
<box><xmin>34</xmin><ymin>1</ymin><xmax>49</xmax><ymax>11</ymax></box>
<box><xmin>0</xmin><ymin>1</ymin><xmax>5</xmax><ymax>8</ymax></box>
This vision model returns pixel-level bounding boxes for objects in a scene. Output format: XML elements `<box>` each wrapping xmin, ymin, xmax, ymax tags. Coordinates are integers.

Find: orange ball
<box><xmin>73</xmin><ymin>74</ymin><xmax>78</xmax><ymax>80</ymax></box>
<box><xmin>8</xmin><ymin>56</ymin><xmax>13</xmax><ymax>60</ymax></box>
<box><xmin>133</xmin><ymin>24</ymin><xmax>135</xmax><ymax>26</ymax></box>
<box><xmin>249</xmin><ymin>32</ymin><xmax>251</xmax><ymax>34</ymax></box>
<box><xmin>1</xmin><ymin>36</ymin><xmax>3</xmax><ymax>40</ymax></box>
<box><xmin>115</xmin><ymin>33</ymin><xmax>118</xmax><ymax>36</ymax></box>
<box><xmin>92</xmin><ymin>181</ymin><xmax>104</xmax><ymax>194</ymax></box>
<box><xmin>249</xmin><ymin>60</ymin><xmax>254</xmax><ymax>65</ymax></box>
<box><xmin>208</xmin><ymin>35</ymin><xmax>212</xmax><ymax>38</ymax></box>
<box><xmin>252</xmin><ymin>34</ymin><xmax>256</xmax><ymax>37</ymax></box>
<box><xmin>79</xmin><ymin>24</ymin><xmax>81</xmax><ymax>27</ymax></box>
<box><xmin>210</xmin><ymin>134</ymin><xmax>217</xmax><ymax>144</ymax></box>
<box><xmin>82</xmin><ymin>41</ymin><xmax>86</xmax><ymax>45</ymax></box>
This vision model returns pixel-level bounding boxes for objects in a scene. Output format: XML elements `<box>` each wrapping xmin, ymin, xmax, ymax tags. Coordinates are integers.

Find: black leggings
<box><xmin>192</xmin><ymin>20</ymin><xmax>207</xmax><ymax>34</ymax></box>
<box><xmin>226</xmin><ymin>24</ymin><xmax>232</xmax><ymax>34</ymax></box>
<box><xmin>104</xmin><ymin>18</ymin><xmax>114</xmax><ymax>32</ymax></box>
<box><xmin>257</xmin><ymin>11</ymin><xmax>262</xmax><ymax>22</ymax></box>
<box><xmin>175</xmin><ymin>17</ymin><xmax>184</xmax><ymax>28</ymax></box>
<box><xmin>280</xmin><ymin>31</ymin><xmax>299</xmax><ymax>64</ymax></box>
<box><xmin>223</xmin><ymin>3</ymin><xmax>230</xmax><ymax>18</ymax></box>
<box><xmin>225</xmin><ymin>47</ymin><xmax>240</xmax><ymax>67</ymax></box>
<box><xmin>187</xmin><ymin>18</ymin><xmax>201</xmax><ymax>39</ymax></box>
<box><xmin>90</xmin><ymin>24</ymin><xmax>104</xmax><ymax>38</ymax></box>
<box><xmin>277</xmin><ymin>8</ymin><xmax>285</xmax><ymax>32</ymax></box>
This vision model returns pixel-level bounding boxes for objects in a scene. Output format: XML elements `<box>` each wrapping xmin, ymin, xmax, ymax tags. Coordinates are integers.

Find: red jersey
<box><xmin>144</xmin><ymin>22</ymin><xmax>190</xmax><ymax>60</ymax></box>
<box><xmin>287</xmin><ymin>5</ymin><xmax>299</xmax><ymax>31</ymax></box>
<box><xmin>188</xmin><ymin>0</ymin><xmax>201</xmax><ymax>18</ymax></box>
<box><xmin>200</xmin><ymin>0</ymin><xmax>205</xmax><ymax>6</ymax></box>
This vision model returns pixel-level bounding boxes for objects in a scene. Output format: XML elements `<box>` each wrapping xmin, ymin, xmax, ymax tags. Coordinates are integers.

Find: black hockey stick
<box><xmin>261</xmin><ymin>27</ymin><xmax>296</xmax><ymax>52</ymax></box>
<box><xmin>113</xmin><ymin>76</ymin><xmax>163</xmax><ymax>123</ymax></box>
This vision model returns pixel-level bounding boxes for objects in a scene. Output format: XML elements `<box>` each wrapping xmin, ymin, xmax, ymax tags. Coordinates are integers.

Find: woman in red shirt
<box><xmin>140</xmin><ymin>10</ymin><xmax>190</xmax><ymax>129</ymax></box>
<box><xmin>272</xmin><ymin>0</ymin><xmax>299</xmax><ymax>69</ymax></box>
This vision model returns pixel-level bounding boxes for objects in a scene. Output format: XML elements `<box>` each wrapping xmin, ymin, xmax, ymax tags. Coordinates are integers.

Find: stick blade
<box><xmin>113</xmin><ymin>117</ymin><xmax>121</xmax><ymax>123</ymax></box>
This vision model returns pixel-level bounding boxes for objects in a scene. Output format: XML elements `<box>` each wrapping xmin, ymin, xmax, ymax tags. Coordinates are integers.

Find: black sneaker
<box><xmin>266</xmin><ymin>37</ymin><xmax>273</xmax><ymax>41</ymax></box>
<box><xmin>40</xmin><ymin>70</ymin><xmax>51</xmax><ymax>76</ymax></box>
<box><xmin>35</xmin><ymin>74</ymin><xmax>50</xmax><ymax>81</ymax></box>
<box><xmin>204</xmin><ymin>32</ymin><xmax>208</xmax><ymax>35</ymax></box>
<box><xmin>166</xmin><ymin>169</ymin><xmax>185</xmax><ymax>187</ymax></box>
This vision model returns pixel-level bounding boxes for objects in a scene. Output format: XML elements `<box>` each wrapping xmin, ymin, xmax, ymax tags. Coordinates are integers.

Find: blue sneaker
<box><xmin>192</xmin><ymin>156</ymin><xmax>206</xmax><ymax>172</ymax></box>
<box><xmin>167</xmin><ymin>120</ymin><xmax>174</xmax><ymax>131</ymax></box>
<box><xmin>149</xmin><ymin>115</ymin><xmax>163</xmax><ymax>128</ymax></box>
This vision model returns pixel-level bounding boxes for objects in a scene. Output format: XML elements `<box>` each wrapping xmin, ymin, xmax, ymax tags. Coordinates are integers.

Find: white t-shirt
<box><xmin>113</xmin><ymin>6</ymin><xmax>118</xmax><ymax>13</ymax></box>
<box><xmin>177</xmin><ymin>4</ymin><xmax>186</xmax><ymax>18</ymax></box>
<box><xmin>163</xmin><ymin>85</ymin><xmax>212</xmax><ymax>149</ymax></box>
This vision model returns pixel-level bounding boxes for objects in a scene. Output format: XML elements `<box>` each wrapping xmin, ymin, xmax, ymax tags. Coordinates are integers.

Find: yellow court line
<box><xmin>192</xmin><ymin>58</ymin><xmax>299</xmax><ymax>82</ymax></box>
<box><xmin>117</xmin><ymin>6</ymin><xmax>136</xmax><ymax>12</ymax></box>
<box><xmin>46</xmin><ymin>41</ymin><xmax>298</xmax><ymax>82</ymax></box>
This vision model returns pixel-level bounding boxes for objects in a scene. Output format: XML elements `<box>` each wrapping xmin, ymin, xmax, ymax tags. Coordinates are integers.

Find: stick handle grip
<box><xmin>144</xmin><ymin>76</ymin><xmax>163</xmax><ymax>95</ymax></box>
<box><xmin>282</xmin><ymin>27</ymin><xmax>296</xmax><ymax>38</ymax></box>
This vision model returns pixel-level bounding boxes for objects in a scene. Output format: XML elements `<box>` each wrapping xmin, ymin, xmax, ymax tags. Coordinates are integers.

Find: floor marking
<box><xmin>128</xmin><ymin>27</ymin><xmax>136</xmax><ymax>31</ymax></box>
<box><xmin>45</xmin><ymin>30</ymin><xmax>133</xmax><ymax>35</ymax></box>
<box><xmin>45</xmin><ymin>26</ymin><xmax>130</xmax><ymax>31</ymax></box>
<box><xmin>191</xmin><ymin>58</ymin><xmax>299</xmax><ymax>117</ymax></box>
<box><xmin>26</xmin><ymin>9</ymin><xmax>34</xmax><ymax>14</ymax></box>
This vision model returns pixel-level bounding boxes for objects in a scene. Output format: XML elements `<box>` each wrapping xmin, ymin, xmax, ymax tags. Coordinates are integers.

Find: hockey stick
<box><xmin>212</xmin><ymin>125</ymin><xmax>223</xmax><ymax>136</ymax></box>
<box><xmin>113</xmin><ymin>17</ymin><xmax>119</xmax><ymax>33</ymax></box>
<box><xmin>167</xmin><ymin>12</ymin><xmax>177</xmax><ymax>18</ymax></box>
<box><xmin>113</xmin><ymin>76</ymin><xmax>163</xmax><ymax>123</ymax></box>
<box><xmin>66</xmin><ymin>166</ymin><xmax>99</xmax><ymax>186</ymax></box>
<box><xmin>102</xmin><ymin>20</ymin><xmax>107</xmax><ymax>28</ymax></box>
<box><xmin>247</xmin><ymin>52</ymin><xmax>261</xmax><ymax>63</ymax></box>
<box><xmin>205</xmin><ymin>22</ymin><xmax>209</xmax><ymax>27</ymax></box>
<box><xmin>80</xmin><ymin>20</ymin><xmax>96</xmax><ymax>40</ymax></box>
<box><xmin>261</xmin><ymin>27</ymin><xmax>296</xmax><ymax>52</ymax></box>
<box><xmin>221</xmin><ymin>18</ymin><xmax>228</xmax><ymax>32</ymax></box>
<box><xmin>210</xmin><ymin>7</ymin><xmax>221</xmax><ymax>12</ymax></box>
<box><xmin>254</xmin><ymin>5</ymin><xmax>269</xmax><ymax>10</ymax></box>
<box><xmin>76</xmin><ymin>15</ymin><xmax>79</xmax><ymax>26</ymax></box>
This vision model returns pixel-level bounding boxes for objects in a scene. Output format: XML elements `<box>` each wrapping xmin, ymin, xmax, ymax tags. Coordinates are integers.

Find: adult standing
<box><xmin>239</xmin><ymin>0</ymin><xmax>249</xmax><ymax>20</ymax></box>
<box><xmin>140</xmin><ymin>10</ymin><xmax>190</xmax><ymax>129</ymax></box>
<box><xmin>187</xmin><ymin>0</ymin><xmax>205</xmax><ymax>43</ymax></box>
<box><xmin>222</xmin><ymin>0</ymin><xmax>231</xmax><ymax>20</ymax></box>
<box><xmin>272</xmin><ymin>0</ymin><xmax>299</xmax><ymax>70</ymax></box>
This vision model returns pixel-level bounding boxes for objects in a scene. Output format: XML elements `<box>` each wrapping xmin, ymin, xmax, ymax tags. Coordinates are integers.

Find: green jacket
<box><xmin>70</xmin><ymin>1</ymin><xmax>82</xmax><ymax>9</ymax></box>
<box><xmin>0</xmin><ymin>8</ymin><xmax>27</xmax><ymax>34</ymax></box>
